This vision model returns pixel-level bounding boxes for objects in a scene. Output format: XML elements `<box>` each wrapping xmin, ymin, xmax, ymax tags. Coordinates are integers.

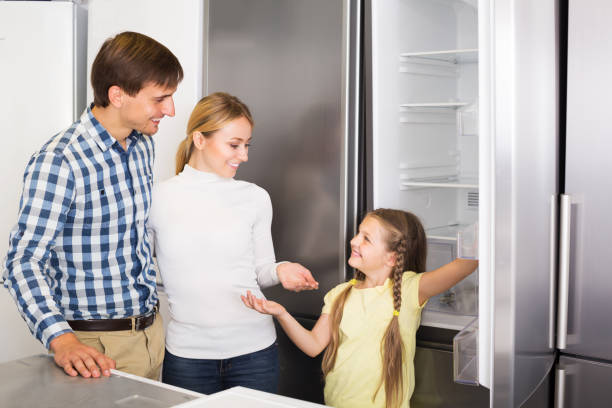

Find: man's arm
<box><xmin>3</xmin><ymin>151</ymin><xmax>75</xmax><ymax>346</ymax></box>
<box><xmin>2</xmin><ymin>151</ymin><xmax>114</xmax><ymax>377</ymax></box>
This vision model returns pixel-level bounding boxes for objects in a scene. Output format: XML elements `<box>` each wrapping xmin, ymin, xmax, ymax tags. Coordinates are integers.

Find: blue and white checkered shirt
<box><xmin>3</xmin><ymin>107</ymin><xmax>158</xmax><ymax>348</ymax></box>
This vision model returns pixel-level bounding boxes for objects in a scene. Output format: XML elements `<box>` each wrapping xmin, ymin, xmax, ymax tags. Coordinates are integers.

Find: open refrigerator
<box><xmin>371</xmin><ymin>0</ymin><xmax>480</xmax><ymax>331</ymax></box>
<box><xmin>371</xmin><ymin>0</ymin><xmax>482</xmax><ymax>385</ymax></box>
<box><xmin>368</xmin><ymin>0</ymin><xmax>559</xmax><ymax>405</ymax></box>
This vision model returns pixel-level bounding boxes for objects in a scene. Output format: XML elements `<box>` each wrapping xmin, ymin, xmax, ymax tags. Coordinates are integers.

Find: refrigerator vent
<box><xmin>467</xmin><ymin>192</ymin><xmax>479</xmax><ymax>209</ymax></box>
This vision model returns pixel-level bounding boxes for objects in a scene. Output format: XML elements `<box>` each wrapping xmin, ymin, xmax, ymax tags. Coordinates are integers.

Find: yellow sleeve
<box><xmin>321</xmin><ymin>282</ymin><xmax>351</xmax><ymax>315</ymax></box>
<box><xmin>401</xmin><ymin>271</ymin><xmax>427</xmax><ymax>314</ymax></box>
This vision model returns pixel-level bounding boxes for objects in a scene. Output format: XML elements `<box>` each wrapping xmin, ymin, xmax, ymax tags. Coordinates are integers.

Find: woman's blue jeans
<box><xmin>161</xmin><ymin>342</ymin><xmax>279</xmax><ymax>395</ymax></box>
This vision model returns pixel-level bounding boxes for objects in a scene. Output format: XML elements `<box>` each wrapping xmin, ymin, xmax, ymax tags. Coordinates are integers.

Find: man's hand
<box><xmin>49</xmin><ymin>332</ymin><xmax>115</xmax><ymax>378</ymax></box>
<box><xmin>277</xmin><ymin>262</ymin><xmax>319</xmax><ymax>292</ymax></box>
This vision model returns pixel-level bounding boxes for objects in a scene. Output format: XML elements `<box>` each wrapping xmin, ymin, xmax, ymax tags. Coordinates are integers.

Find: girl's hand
<box><xmin>241</xmin><ymin>290</ymin><xmax>287</xmax><ymax>317</ymax></box>
<box><xmin>277</xmin><ymin>262</ymin><xmax>319</xmax><ymax>292</ymax></box>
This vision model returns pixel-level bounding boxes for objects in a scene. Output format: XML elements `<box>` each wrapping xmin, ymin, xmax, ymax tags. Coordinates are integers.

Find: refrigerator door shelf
<box><xmin>453</xmin><ymin>317</ymin><xmax>479</xmax><ymax>386</ymax></box>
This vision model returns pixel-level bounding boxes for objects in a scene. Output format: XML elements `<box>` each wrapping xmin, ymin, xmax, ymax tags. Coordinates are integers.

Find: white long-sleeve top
<box><xmin>148</xmin><ymin>164</ymin><xmax>281</xmax><ymax>359</ymax></box>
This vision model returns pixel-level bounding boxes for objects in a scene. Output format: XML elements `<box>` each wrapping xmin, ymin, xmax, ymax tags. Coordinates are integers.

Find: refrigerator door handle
<box><xmin>557</xmin><ymin>194</ymin><xmax>571</xmax><ymax>349</ymax></box>
<box><xmin>554</xmin><ymin>367</ymin><xmax>566</xmax><ymax>408</ymax></box>
<box><xmin>549</xmin><ymin>194</ymin><xmax>558</xmax><ymax>349</ymax></box>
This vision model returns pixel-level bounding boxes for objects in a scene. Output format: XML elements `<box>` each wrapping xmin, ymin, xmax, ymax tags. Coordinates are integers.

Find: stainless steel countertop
<box><xmin>0</xmin><ymin>354</ymin><xmax>200</xmax><ymax>408</ymax></box>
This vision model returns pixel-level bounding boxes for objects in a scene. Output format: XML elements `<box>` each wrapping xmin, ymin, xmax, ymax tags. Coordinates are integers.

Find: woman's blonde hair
<box><xmin>322</xmin><ymin>209</ymin><xmax>427</xmax><ymax>408</ymax></box>
<box><xmin>175</xmin><ymin>92</ymin><xmax>253</xmax><ymax>175</ymax></box>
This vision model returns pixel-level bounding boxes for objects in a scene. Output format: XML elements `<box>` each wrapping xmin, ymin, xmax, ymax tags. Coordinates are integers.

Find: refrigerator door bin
<box><xmin>453</xmin><ymin>317</ymin><xmax>479</xmax><ymax>386</ymax></box>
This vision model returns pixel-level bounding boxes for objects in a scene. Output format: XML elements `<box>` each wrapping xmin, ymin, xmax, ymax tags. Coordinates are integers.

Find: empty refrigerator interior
<box><xmin>372</xmin><ymin>0</ymin><xmax>479</xmax><ymax>329</ymax></box>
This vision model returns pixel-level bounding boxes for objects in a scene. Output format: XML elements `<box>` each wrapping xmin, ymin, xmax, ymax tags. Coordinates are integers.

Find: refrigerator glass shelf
<box><xmin>399</xmin><ymin>102</ymin><xmax>471</xmax><ymax>112</ymax></box>
<box><xmin>400</xmin><ymin>177</ymin><xmax>478</xmax><ymax>189</ymax></box>
<box><xmin>399</xmin><ymin>48</ymin><xmax>478</xmax><ymax>64</ymax></box>
<box><xmin>427</xmin><ymin>224</ymin><xmax>468</xmax><ymax>242</ymax></box>
<box><xmin>420</xmin><ymin>309</ymin><xmax>477</xmax><ymax>331</ymax></box>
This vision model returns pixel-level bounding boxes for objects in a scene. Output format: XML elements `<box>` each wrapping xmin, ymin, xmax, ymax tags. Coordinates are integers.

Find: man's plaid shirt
<box><xmin>3</xmin><ymin>107</ymin><xmax>158</xmax><ymax>348</ymax></box>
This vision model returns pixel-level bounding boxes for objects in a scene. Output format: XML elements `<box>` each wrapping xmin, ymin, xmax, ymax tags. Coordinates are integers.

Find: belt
<box><xmin>67</xmin><ymin>303</ymin><xmax>158</xmax><ymax>332</ymax></box>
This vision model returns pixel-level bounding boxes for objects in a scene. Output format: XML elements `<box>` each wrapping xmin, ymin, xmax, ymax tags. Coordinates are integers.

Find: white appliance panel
<box><xmin>0</xmin><ymin>1</ymin><xmax>82</xmax><ymax>363</ymax></box>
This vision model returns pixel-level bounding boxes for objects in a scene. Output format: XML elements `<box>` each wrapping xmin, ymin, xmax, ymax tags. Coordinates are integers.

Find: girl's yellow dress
<box><xmin>322</xmin><ymin>272</ymin><xmax>425</xmax><ymax>408</ymax></box>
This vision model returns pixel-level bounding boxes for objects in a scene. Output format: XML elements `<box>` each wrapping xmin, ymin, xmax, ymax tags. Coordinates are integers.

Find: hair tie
<box><xmin>393</xmin><ymin>310</ymin><xmax>400</xmax><ymax>316</ymax></box>
<box><xmin>349</xmin><ymin>279</ymin><xmax>357</xmax><ymax>285</ymax></box>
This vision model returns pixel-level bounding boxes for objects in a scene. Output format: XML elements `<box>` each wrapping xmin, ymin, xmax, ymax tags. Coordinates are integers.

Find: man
<box><xmin>2</xmin><ymin>31</ymin><xmax>183</xmax><ymax>380</ymax></box>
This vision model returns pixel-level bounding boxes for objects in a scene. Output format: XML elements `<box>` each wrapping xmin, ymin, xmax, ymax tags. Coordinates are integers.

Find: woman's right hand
<box><xmin>241</xmin><ymin>290</ymin><xmax>286</xmax><ymax>317</ymax></box>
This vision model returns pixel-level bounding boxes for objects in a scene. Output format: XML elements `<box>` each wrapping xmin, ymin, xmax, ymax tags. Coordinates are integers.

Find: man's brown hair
<box><xmin>91</xmin><ymin>31</ymin><xmax>183</xmax><ymax>107</ymax></box>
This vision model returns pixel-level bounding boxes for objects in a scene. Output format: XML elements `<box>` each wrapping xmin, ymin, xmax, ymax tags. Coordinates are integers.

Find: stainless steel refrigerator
<box><xmin>0</xmin><ymin>0</ymin><xmax>568</xmax><ymax>405</ymax></box>
<box><xmin>367</xmin><ymin>0</ymin><xmax>559</xmax><ymax>406</ymax></box>
<box><xmin>206</xmin><ymin>0</ymin><xmax>560</xmax><ymax>406</ymax></box>
<box><xmin>555</xmin><ymin>0</ymin><xmax>612</xmax><ymax>406</ymax></box>
<box><xmin>205</xmin><ymin>0</ymin><xmax>360</xmax><ymax>401</ymax></box>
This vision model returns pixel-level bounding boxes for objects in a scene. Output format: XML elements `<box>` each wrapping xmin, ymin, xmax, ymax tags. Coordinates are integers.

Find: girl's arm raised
<box><xmin>418</xmin><ymin>259</ymin><xmax>479</xmax><ymax>305</ymax></box>
<box><xmin>241</xmin><ymin>290</ymin><xmax>331</xmax><ymax>357</ymax></box>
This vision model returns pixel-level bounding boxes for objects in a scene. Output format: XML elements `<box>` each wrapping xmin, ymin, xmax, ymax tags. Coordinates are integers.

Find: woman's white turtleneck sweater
<box><xmin>148</xmin><ymin>164</ymin><xmax>282</xmax><ymax>359</ymax></box>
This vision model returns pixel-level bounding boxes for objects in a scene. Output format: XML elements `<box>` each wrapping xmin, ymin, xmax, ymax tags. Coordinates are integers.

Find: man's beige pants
<box><xmin>74</xmin><ymin>312</ymin><xmax>165</xmax><ymax>380</ymax></box>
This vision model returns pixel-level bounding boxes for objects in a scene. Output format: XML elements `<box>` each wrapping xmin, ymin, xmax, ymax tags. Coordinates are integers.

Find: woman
<box><xmin>148</xmin><ymin>92</ymin><xmax>318</xmax><ymax>394</ymax></box>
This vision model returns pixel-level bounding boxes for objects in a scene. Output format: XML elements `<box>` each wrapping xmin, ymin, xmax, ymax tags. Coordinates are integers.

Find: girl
<box><xmin>242</xmin><ymin>208</ymin><xmax>478</xmax><ymax>408</ymax></box>
<box><xmin>148</xmin><ymin>92</ymin><xmax>318</xmax><ymax>394</ymax></box>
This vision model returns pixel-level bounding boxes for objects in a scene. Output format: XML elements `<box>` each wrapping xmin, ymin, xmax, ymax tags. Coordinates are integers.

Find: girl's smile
<box><xmin>348</xmin><ymin>216</ymin><xmax>396</xmax><ymax>287</ymax></box>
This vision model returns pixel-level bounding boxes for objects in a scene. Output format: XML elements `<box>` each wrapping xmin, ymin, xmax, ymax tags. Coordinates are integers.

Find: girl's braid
<box><xmin>392</xmin><ymin>238</ymin><xmax>407</xmax><ymax>311</ymax></box>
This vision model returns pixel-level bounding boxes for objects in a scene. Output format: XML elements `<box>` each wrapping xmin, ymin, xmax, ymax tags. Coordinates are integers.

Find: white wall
<box><xmin>86</xmin><ymin>0</ymin><xmax>205</xmax><ymax>183</ymax></box>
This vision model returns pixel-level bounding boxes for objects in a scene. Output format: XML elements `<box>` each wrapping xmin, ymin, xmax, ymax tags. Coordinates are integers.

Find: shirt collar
<box><xmin>179</xmin><ymin>164</ymin><xmax>232</xmax><ymax>183</ymax></box>
<box><xmin>354</xmin><ymin>277</ymin><xmax>392</xmax><ymax>293</ymax></box>
<box><xmin>80</xmin><ymin>104</ymin><xmax>142</xmax><ymax>152</ymax></box>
